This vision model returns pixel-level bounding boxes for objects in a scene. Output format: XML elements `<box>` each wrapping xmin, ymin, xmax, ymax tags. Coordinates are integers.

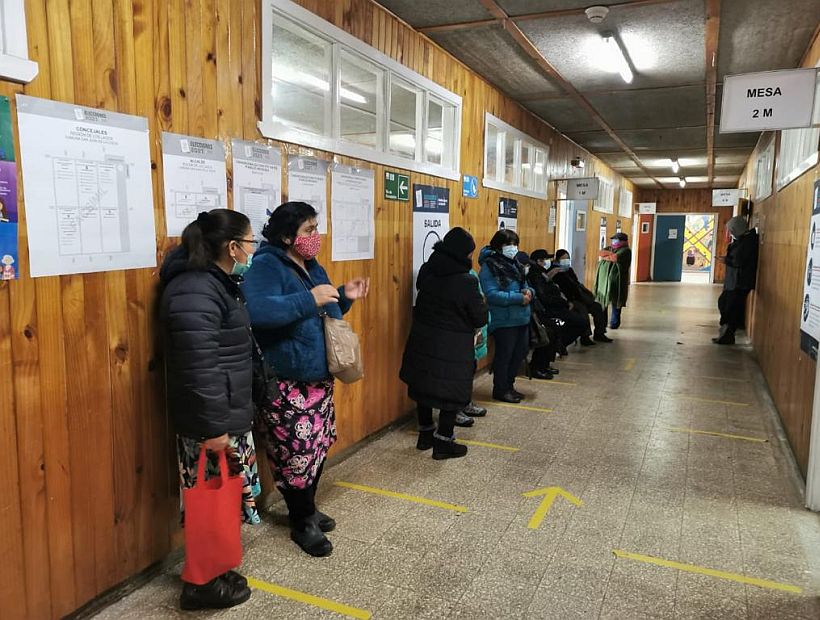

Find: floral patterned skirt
<box><xmin>255</xmin><ymin>378</ymin><xmax>336</xmax><ymax>491</ymax></box>
<box><xmin>176</xmin><ymin>431</ymin><xmax>261</xmax><ymax>525</ymax></box>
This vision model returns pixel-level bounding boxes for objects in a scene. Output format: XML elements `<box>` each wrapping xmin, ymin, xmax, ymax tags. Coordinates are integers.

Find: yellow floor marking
<box><xmin>559</xmin><ymin>361</ymin><xmax>593</xmax><ymax>367</ymax></box>
<box><xmin>522</xmin><ymin>487</ymin><xmax>583</xmax><ymax>529</ymax></box>
<box><xmin>475</xmin><ymin>401</ymin><xmax>554</xmax><ymax>413</ymax></box>
<box><xmin>672</xmin><ymin>395</ymin><xmax>750</xmax><ymax>407</ymax></box>
<box><xmin>456</xmin><ymin>438</ymin><xmax>520</xmax><ymax>452</ymax></box>
<box><xmin>247</xmin><ymin>577</ymin><xmax>372</xmax><ymax>619</ymax></box>
<box><xmin>524</xmin><ymin>377</ymin><xmax>577</xmax><ymax>386</ymax></box>
<box><xmin>689</xmin><ymin>375</ymin><xmax>750</xmax><ymax>384</ymax></box>
<box><xmin>623</xmin><ymin>358</ymin><xmax>637</xmax><ymax>371</ymax></box>
<box><xmin>667</xmin><ymin>427</ymin><xmax>768</xmax><ymax>443</ymax></box>
<box><xmin>612</xmin><ymin>550</ymin><xmax>802</xmax><ymax>594</ymax></box>
<box><xmin>334</xmin><ymin>481</ymin><xmax>468</xmax><ymax>513</ymax></box>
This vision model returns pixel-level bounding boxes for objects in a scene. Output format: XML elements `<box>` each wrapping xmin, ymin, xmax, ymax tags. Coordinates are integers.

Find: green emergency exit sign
<box><xmin>384</xmin><ymin>171</ymin><xmax>409</xmax><ymax>201</ymax></box>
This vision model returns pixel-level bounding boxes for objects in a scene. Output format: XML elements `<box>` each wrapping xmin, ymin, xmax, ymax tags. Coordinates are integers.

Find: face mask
<box><xmin>559</xmin><ymin>259</ymin><xmax>571</xmax><ymax>268</ymax></box>
<box><xmin>540</xmin><ymin>259</ymin><xmax>551</xmax><ymax>269</ymax></box>
<box><xmin>611</xmin><ymin>240</ymin><xmax>622</xmax><ymax>249</ymax></box>
<box><xmin>294</xmin><ymin>231</ymin><xmax>322</xmax><ymax>260</ymax></box>
<box><xmin>231</xmin><ymin>245</ymin><xmax>253</xmax><ymax>276</ymax></box>
<box><xmin>502</xmin><ymin>245</ymin><xmax>519</xmax><ymax>260</ymax></box>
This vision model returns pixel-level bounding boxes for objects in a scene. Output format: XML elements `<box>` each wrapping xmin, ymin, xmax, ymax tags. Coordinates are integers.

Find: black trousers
<box><xmin>492</xmin><ymin>325</ymin><xmax>529</xmax><ymax>395</ymax></box>
<box><xmin>280</xmin><ymin>461</ymin><xmax>325</xmax><ymax>522</ymax></box>
<box><xmin>417</xmin><ymin>405</ymin><xmax>456</xmax><ymax>438</ymax></box>
<box><xmin>530</xmin><ymin>343</ymin><xmax>555</xmax><ymax>373</ymax></box>
<box><xmin>575</xmin><ymin>300</ymin><xmax>607</xmax><ymax>336</ymax></box>
<box><xmin>719</xmin><ymin>289</ymin><xmax>750</xmax><ymax>333</ymax></box>
<box><xmin>550</xmin><ymin>308</ymin><xmax>589</xmax><ymax>346</ymax></box>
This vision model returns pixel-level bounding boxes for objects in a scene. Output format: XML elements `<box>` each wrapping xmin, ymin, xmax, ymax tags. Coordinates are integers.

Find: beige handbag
<box><xmin>323</xmin><ymin>314</ymin><xmax>363</xmax><ymax>384</ymax></box>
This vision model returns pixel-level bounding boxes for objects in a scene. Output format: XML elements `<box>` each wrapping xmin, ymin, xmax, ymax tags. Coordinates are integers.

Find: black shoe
<box><xmin>463</xmin><ymin>402</ymin><xmax>487</xmax><ymax>417</ymax></box>
<box><xmin>222</xmin><ymin>570</ymin><xmax>248</xmax><ymax>590</ymax></box>
<box><xmin>290</xmin><ymin>519</ymin><xmax>333</xmax><ymax>557</ymax></box>
<box><xmin>417</xmin><ymin>429</ymin><xmax>434</xmax><ymax>450</ymax></box>
<box><xmin>493</xmin><ymin>391</ymin><xmax>522</xmax><ymax>404</ymax></box>
<box><xmin>712</xmin><ymin>334</ymin><xmax>736</xmax><ymax>345</ymax></box>
<box><xmin>313</xmin><ymin>510</ymin><xmax>336</xmax><ymax>533</ymax></box>
<box><xmin>593</xmin><ymin>333</ymin><xmax>613</xmax><ymax>343</ymax></box>
<box><xmin>532</xmin><ymin>370</ymin><xmax>553</xmax><ymax>380</ymax></box>
<box><xmin>180</xmin><ymin>576</ymin><xmax>251</xmax><ymax>611</ymax></box>
<box><xmin>510</xmin><ymin>388</ymin><xmax>525</xmax><ymax>400</ymax></box>
<box><xmin>558</xmin><ymin>345</ymin><xmax>569</xmax><ymax>356</ymax></box>
<box><xmin>432</xmin><ymin>435</ymin><xmax>468</xmax><ymax>460</ymax></box>
<box><xmin>547</xmin><ymin>366</ymin><xmax>560</xmax><ymax>375</ymax></box>
<box><xmin>580</xmin><ymin>336</ymin><xmax>596</xmax><ymax>346</ymax></box>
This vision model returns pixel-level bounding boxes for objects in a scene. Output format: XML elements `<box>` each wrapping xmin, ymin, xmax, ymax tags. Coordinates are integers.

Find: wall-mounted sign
<box><xmin>599</xmin><ymin>216</ymin><xmax>608</xmax><ymax>250</ymax></box>
<box><xmin>637</xmin><ymin>202</ymin><xmax>657</xmax><ymax>214</ymax></box>
<box><xmin>720</xmin><ymin>68</ymin><xmax>818</xmax><ymax>133</ymax></box>
<box><xmin>498</xmin><ymin>197</ymin><xmax>518</xmax><ymax>231</ymax></box>
<box><xmin>384</xmin><ymin>170</ymin><xmax>409</xmax><ymax>201</ymax></box>
<box><xmin>567</xmin><ymin>177</ymin><xmax>599</xmax><ymax>200</ymax></box>
<box><xmin>712</xmin><ymin>188</ymin><xmax>744</xmax><ymax>207</ymax></box>
<box><xmin>462</xmin><ymin>175</ymin><xmax>478</xmax><ymax>199</ymax></box>
<box><xmin>616</xmin><ymin>219</ymin><xmax>622</xmax><ymax>234</ymax></box>
<box><xmin>668</xmin><ymin>229</ymin><xmax>678</xmax><ymax>240</ymax></box>
<box><xmin>412</xmin><ymin>184</ymin><xmax>449</xmax><ymax>304</ymax></box>
<box><xmin>641</xmin><ymin>222</ymin><xmax>650</xmax><ymax>234</ymax></box>
<box><xmin>548</xmin><ymin>204</ymin><xmax>557</xmax><ymax>232</ymax></box>
<box><xmin>800</xmin><ymin>180</ymin><xmax>820</xmax><ymax>359</ymax></box>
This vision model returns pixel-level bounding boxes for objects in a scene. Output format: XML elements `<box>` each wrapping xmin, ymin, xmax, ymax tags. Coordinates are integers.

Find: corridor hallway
<box><xmin>97</xmin><ymin>284</ymin><xmax>820</xmax><ymax>619</ymax></box>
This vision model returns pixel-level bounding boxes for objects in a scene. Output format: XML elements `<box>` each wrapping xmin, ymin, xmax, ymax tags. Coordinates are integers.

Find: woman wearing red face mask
<box><xmin>242</xmin><ymin>202</ymin><xmax>369</xmax><ymax>557</ymax></box>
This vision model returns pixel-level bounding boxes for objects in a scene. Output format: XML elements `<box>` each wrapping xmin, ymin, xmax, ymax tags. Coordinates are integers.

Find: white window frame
<box><xmin>753</xmin><ymin>136</ymin><xmax>774</xmax><ymax>201</ymax></box>
<box><xmin>775</xmin><ymin>66</ymin><xmax>820</xmax><ymax>191</ymax></box>
<box><xmin>0</xmin><ymin>0</ymin><xmax>37</xmax><ymax>83</ymax></box>
<box><xmin>618</xmin><ymin>187</ymin><xmax>633</xmax><ymax>219</ymax></box>
<box><xmin>595</xmin><ymin>177</ymin><xmax>615</xmax><ymax>214</ymax></box>
<box><xmin>260</xmin><ymin>0</ymin><xmax>462</xmax><ymax>181</ymax></box>
<box><xmin>482</xmin><ymin>113</ymin><xmax>549</xmax><ymax>200</ymax></box>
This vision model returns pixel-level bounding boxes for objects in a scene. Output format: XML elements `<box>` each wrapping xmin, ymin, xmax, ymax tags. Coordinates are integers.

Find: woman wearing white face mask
<box><xmin>478</xmin><ymin>229</ymin><xmax>534</xmax><ymax>403</ymax></box>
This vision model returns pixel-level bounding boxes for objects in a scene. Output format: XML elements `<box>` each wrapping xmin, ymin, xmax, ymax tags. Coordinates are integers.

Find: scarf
<box><xmin>484</xmin><ymin>251</ymin><xmax>525</xmax><ymax>290</ymax></box>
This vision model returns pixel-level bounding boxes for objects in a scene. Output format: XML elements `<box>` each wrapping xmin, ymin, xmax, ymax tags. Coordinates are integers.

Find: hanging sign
<box><xmin>637</xmin><ymin>202</ymin><xmax>657</xmax><ymax>214</ymax></box>
<box><xmin>720</xmin><ymin>68</ymin><xmax>818</xmax><ymax>133</ymax></box>
<box><xmin>800</xmin><ymin>180</ymin><xmax>820</xmax><ymax>359</ymax></box>
<box><xmin>712</xmin><ymin>188</ymin><xmax>743</xmax><ymax>207</ymax></box>
<box><xmin>498</xmin><ymin>197</ymin><xmax>517</xmax><ymax>231</ymax></box>
<box><xmin>599</xmin><ymin>217</ymin><xmax>608</xmax><ymax>250</ymax></box>
<box><xmin>462</xmin><ymin>175</ymin><xmax>478</xmax><ymax>199</ymax></box>
<box><xmin>384</xmin><ymin>170</ymin><xmax>409</xmax><ymax>201</ymax></box>
<box><xmin>567</xmin><ymin>177</ymin><xmax>599</xmax><ymax>200</ymax></box>
<box><xmin>412</xmin><ymin>184</ymin><xmax>449</xmax><ymax>304</ymax></box>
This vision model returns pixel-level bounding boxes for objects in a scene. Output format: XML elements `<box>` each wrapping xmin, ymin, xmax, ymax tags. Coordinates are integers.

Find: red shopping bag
<box><xmin>181</xmin><ymin>448</ymin><xmax>243</xmax><ymax>585</ymax></box>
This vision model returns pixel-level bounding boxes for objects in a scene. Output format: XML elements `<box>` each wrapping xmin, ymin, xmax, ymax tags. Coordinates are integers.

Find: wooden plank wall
<box><xmin>633</xmin><ymin>189</ymin><xmax>733</xmax><ymax>284</ymax></box>
<box><xmin>0</xmin><ymin>0</ymin><xmax>633</xmax><ymax>616</ymax></box>
<box><xmin>734</xmin><ymin>34</ymin><xmax>820</xmax><ymax>476</ymax></box>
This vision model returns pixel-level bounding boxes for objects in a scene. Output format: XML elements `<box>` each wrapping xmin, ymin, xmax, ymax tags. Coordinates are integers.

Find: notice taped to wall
<box><xmin>288</xmin><ymin>156</ymin><xmax>329</xmax><ymax>234</ymax></box>
<box><xmin>232</xmin><ymin>139</ymin><xmax>281</xmax><ymax>237</ymax></box>
<box><xmin>498</xmin><ymin>197</ymin><xmax>517</xmax><ymax>232</ymax></box>
<box><xmin>413</xmin><ymin>184</ymin><xmax>449</xmax><ymax>304</ymax></box>
<box><xmin>331</xmin><ymin>164</ymin><xmax>374</xmax><ymax>262</ymax></box>
<box><xmin>800</xmin><ymin>179</ymin><xmax>820</xmax><ymax>359</ymax></box>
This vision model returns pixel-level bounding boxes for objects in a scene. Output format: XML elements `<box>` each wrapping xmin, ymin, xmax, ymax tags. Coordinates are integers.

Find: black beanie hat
<box><xmin>441</xmin><ymin>227</ymin><xmax>475</xmax><ymax>258</ymax></box>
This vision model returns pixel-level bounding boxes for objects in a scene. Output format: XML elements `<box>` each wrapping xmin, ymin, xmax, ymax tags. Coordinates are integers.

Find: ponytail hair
<box><xmin>181</xmin><ymin>208</ymin><xmax>251</xmax><ymax>269</ymax></box>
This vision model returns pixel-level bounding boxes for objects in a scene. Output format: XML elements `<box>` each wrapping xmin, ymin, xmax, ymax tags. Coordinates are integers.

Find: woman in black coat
<box><xmin>400</xmin><ymin>227</ymin><xmax>488</xmax><ymax>460</ymax></box>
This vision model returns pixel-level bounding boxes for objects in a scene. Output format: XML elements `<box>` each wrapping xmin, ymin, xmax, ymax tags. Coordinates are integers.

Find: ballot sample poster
<box><xmin>0</xmin><ymin>97</ymin><xmax>19</xmax><ymax>280</ymax></box>
<box><xmin>800</xmin><ymin>179</ymin><xmax>820</xmax><ymax>359</ymax></box>
<box><xmin>413</xmin><ymin>184</ymin><xmax>450</xmax><ymax>303</ymax></box>
<box><xmin>16</xmin><ymin>95</ymin><xmax>157</xmax><ymax>277</ymax></box>
<box><xmin>331</xmin><ymin>164</ymin><xmax>374</xmax><ymax>262</ymax></box>
<box><xmin>162</xmin><ymin>132</ymin><xmax>227</xmax><ymax>236</ymax></box>
<box><xmin>498</xmin><ymin>197</ymin><xmax>518</xmax><ymax>232</ymax></box>
<box><xmin>287</xmin><ymin>156</ymin><xmax>329</xmax><ymax>234</ymax></box>
<box><xmin>232</xmin><ymin>139</ymin><xmax>281</xmax><ymax>237</ymax></box>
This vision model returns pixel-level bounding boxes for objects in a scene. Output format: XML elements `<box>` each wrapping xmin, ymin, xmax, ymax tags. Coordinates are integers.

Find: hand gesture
<box><xmin>203</xmin><ymin>433</ymin><xmax>230</xmax><ymax>452</ymax></box>
<box><xmin>522</xmin><ymin>289</ymin><xmax>533</xmax><ymax>306</ymax></box>
<box><xmin>344</xmin><ymin>277</ymin><xmax>370</xmax><ymax>300</ymax></box>
<box><xmin>311</xmin><ymin>284</ymin><xmax>340</xmax><ymax>307</ymax></box>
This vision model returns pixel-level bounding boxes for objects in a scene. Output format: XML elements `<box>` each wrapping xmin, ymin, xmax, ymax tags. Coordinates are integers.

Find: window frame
<box><xmin>595</xmin><ymin>177</ymin><xmax>615</xmax><ymax>214</ymax></box>
<box><xmin>260</xmin><ymin>0</ymin><xmax>462</xmax><ymax>181</ymax></box>
<box><xmin>0</xmin><ymin>0</ymin><xmax>37</xmax><ymax>83</ymax></box>
<box><xmin>775</xmin><ymin>67</ymin><xmax>820</xmax><ymax>191</ymax></box>
<box><xmin>618</xmin><ymin>187</ymin><xmax>633</xmax><ymax>219</ymax></box>
<box><xmin>753</xmin><ymin>136</ymin><xmax>775</xmax><ymax>201</ymax></box>
<box><xmin>482</xmin><ymin>113</ymin><xmax>550</xmax><ymax>200</ymax></box>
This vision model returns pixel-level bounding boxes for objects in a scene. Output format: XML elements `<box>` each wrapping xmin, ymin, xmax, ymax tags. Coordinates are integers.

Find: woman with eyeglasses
<box><xmin>159</xmin><ymin>208</ymin><xmax>259</xmax><ymax>610</ymax></box>
<box><xmin>243</xmin><ymin>201</ymin><xmax>369</xmax><ymax>558</ymax></box>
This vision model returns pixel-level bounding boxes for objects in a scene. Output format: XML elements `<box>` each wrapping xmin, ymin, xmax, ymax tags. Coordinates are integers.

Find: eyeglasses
<box><xmin>234</xmin><ymin>238</ymin><xmax>259</xmax><ymax>246</ymax></box>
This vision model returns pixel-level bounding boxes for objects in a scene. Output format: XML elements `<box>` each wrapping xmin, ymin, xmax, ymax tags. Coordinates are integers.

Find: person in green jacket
<box><xmin>455</xmin><ymin>270</ymin><xmax>488</xmax><ymax>424</ymax></box>
<box><xmin>594</xmin><ymin>232</ymin><xmax>632</xmax><ymax>329</ymax></box>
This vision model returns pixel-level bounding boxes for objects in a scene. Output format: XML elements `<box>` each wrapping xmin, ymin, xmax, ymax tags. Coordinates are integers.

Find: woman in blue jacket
<box><xmin>242</xmin><ymin>202</ymin><xmax>369</xmax><ymax>558</ymax></box>
<box><xmin>479</xmin><ymin>229</ymin><xmax>534</xmax><ymax>403</ymax></box>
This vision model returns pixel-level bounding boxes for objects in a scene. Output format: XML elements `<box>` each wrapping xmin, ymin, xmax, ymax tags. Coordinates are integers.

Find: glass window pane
<box><xmin>426</xmin><ymin>98</ymin><xmax>443</xmax><ymax>166</ymax></box>
<box><xmin>339</xmin><ymin>51</ymin><xmax>381</xmax><ymax>148</ymax></box>
<box><xmin>504</xmin><ymin>136</ymin><xmax>516</xmax><ymax>185</ymax></box>
<box><xmin>390</xmin><ymin>79</ymin><xmax>418</xmax><ymax>159</ymax></box>
<box><xmin>521</xmin><ymin>143</ymin><xmax>533</xmax><ymax>190</ymax></box>
<box><xmin>534</xmin><ymin>148</ymin><xmax>546</xmax><ymax>194</ymax></box>
<box><xmin>271</xmin><ymin>17</ymin><xmax>331</xmax><ymax>136</ymax></box>
<box><xmin>486</xmin><ymin>122</ymin><xmax>498</xmax><ymax>181</ymax></box>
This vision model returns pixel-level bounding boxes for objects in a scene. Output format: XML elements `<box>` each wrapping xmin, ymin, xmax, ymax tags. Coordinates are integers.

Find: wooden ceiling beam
<box><xmin>705</xmin><ymin>0</ymin><xmax>721</xmax><ymax>186</ymax></box>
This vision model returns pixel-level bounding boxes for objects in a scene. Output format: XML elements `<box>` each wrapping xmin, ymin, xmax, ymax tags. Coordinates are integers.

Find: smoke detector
<box><xmin>585</xmin><ymin>5</ymin><xmax>610</xmax><ymax>23</ymax></box>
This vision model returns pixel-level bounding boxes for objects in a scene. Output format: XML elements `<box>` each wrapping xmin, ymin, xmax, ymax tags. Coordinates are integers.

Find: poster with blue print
<box><xmin>462</xmin><ymin>175</ymin><xmax>478</xmax><ymax>199</ymax></box>
<box><xmin>412</xmin><ymin>184</ymin><xmax>449</xmax><ymax>304</ymax></box>
<box><xmin>0</xmin><ymin>96</ymin><xmax>18</xmax><ymax>280</ymax></box>
<box><xmin>800</xmin><ymin>179</ymin><xmax>820</xmax><ymax>359</ymax></box>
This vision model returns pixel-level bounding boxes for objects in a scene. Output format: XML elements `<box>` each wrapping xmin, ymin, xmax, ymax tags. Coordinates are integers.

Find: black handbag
<box><xmin>250</xmin><ymin>330</ymin><xmax>281</xmax><ymax>407</ymax></box>
<box><xmin>529</xmin><ymin>299</ymin><xmax>551</xmax><ymax>349</ymax></box>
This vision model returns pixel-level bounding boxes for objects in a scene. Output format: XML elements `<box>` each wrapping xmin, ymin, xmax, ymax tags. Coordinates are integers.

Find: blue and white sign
<box><xmin>412</xmin><ymin>184</ymin><xmax>450</xmax><ymax>304</ymax></box>
<box><xmin>800</xmin><ymin>179</ymin><xmax>820</xmax><ymax>359</ymax></box>
<box><xmin>462</xmin><ymin>174</ymin><xmax>478</xmax><ymax>199</ymax></box>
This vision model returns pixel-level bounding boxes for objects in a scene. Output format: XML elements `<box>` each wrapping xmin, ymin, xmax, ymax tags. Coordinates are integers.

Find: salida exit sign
<box><xmin>720</xmin><ymin>68</ymin><xmax>818</xmax><ymax>133</ymax></box>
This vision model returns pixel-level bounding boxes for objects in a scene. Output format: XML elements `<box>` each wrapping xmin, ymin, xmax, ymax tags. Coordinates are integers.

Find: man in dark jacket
<box><xmin>714</xmin><ymin>216</ymin><xmax>759</xmax><ymax>345</ymax></box>
<box><xmin>400</xmin><ymin>227</ymin><xmax>488</xmax><ymax>460</ymax></box>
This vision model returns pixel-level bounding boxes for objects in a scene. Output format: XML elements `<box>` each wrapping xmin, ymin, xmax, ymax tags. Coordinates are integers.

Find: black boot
<box><xmin>180</xmin><ymin>576</ymin><xmax>251</xmax><ymax>611</ymax></box>
<box><xmin>580</xmin><ymin>335</ymin><xmax>596</xmax><ymax>346</ymax></box>
<box><xmin>313</xmin><ymin>510</ymin><xmax>336</xmax><ymax>533</ymax></box>
<box><xmin>290</xmin><ymin>518</ymin><xmax>333</xmax><ymax>557</ymax></box>
<box><xmin>222</xmin><ymin>570</ymin><xmax>248</xmax><ymax>589</ymax></box>
<box><xmin>493</xmin><ymin>391</ymin><xmax>522</xmax><ymax>403</ymax></box>
<box><xmin>432</xmin><ymin>434</ymin><xmax>468</xmax><ymax>460</ymax></box>
<box><xmin>593</xmin><ymin>333</ymin><xmax>613</xmax><ymax>343</ymax></box>
<box><xmin>417</xmin><ymin>428</ymin><xmax>434</xmax><ymax>450</ymax></box>
<box><xmin>532</xmin><ymin>369</ymin><xmax>554</xmax><ymax>380</ymax></box>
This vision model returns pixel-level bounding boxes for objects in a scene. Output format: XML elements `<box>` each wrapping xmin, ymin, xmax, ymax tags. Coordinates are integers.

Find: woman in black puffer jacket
<box><xmin>159</xmin><ymin>208</ymin><xmax>257</xmax><ymax>611</ymax></box>
<box><xmin>400</xmin><ymin>227</ymin><xmax>488</xmax><ymax>460</ymax></box>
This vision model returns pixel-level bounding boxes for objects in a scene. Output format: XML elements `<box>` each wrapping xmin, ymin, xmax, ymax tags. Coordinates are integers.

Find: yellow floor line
<box><xmin>247</xmin><ymin>577</ymin><xmax>372</xmax><ymax>619</ymax></box>
<box><xmin>523</xmin><ymin>377</ymin><xmax>577</xmax><ymax>386</ymax></box>
<box><xmin>623</xmin><ymin>358</ymin><xmax>637</xmax><ymax>371</ymax></box>
<box><xmin>475</xmin><ymin>400</ymin><xmax>554</xmax><ymax>413</ymax></box>
<box><xmin>456</xmin><ymin>438</ymin><xmax>520</xmax><ymax>452</ymax></box>
<box><xmin>690</xmin><ymin>375</ymin><xmax>750</xmax><ymax>384</ymax></box>
<box><xmin>612</xmin><ymin>550</ymin><xmax>802</xmax><ymax>594</ymax></box>
<box><xmin>559</xmin><ymin>361</ymin><xmax>593</xmax><ymax>367</ymax></box>
<box><xmin>334</xmin><ymin>481</ymin><xmax>468</xmax><ymax>513</ymax></box>
<box><xmin>667</xmin><ymin>427</ymin><xmax>768</xmax><ymax>443</ymax></box>
<box><xmin>671</xmin><ymin>395</ymin><xmax>751</xmax><ymax>407</ymax></box>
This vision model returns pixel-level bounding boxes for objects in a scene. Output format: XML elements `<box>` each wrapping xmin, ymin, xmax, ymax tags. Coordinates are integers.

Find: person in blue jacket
<box><xmin>242</xmin><ymin>202</ymin><xmax>369</xmax><ymax>558</ymax></box>
<box><xmin>479</xmin><ymin>229</ymin><xmax>534</xmax><ymax>403</ymax></box>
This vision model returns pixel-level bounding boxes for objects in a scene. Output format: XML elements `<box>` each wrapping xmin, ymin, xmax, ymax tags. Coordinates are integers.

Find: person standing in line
<box><xmin>159</xmin><ymin>209</ymin><xmax>258</xmax><ymax>610</ymax></box>
<box><xmin>714</xmin><ymin>216</ymin><xmax>759</xmax><ymax>345</ymax></box>
<box><xmin>479</xmin><ymin>229</ymin><xmax>533</xmax><ymax>403</ymax></box>
<box><xmin>594</xmin><ymin>232</ymin><xmax>632</xmax><ymax>329</ymax></box>
<box><xmin>457</xmin><ymin>267</ymin><xmax>490</xmax><ymax>423</ymax></box>
<box><xmin>242</xmin><ymin>202</ymin><xmax>369</xmax><ymax>558</ymax></box>
<box><xmin>400</xmin><ymin>227</ymin><xmax>488</xmax><ymax>459</ymax></box>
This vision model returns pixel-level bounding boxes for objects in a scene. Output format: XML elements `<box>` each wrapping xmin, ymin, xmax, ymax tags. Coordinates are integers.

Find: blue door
<box><xmin>568</xmin><ymin>201</ymin><xmax>587</xmax><ymax>281</ymax></box>
<box><xmin>653</xmin><ymin>215</ymin><xmax>686</xmax><ymax>281</ymax></box>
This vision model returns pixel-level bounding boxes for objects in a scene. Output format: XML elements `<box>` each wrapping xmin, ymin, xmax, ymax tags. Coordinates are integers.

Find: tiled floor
<box><xmin>95</xmin><ymin>283</ymin><xmax>820</xmax><ymax>619</ymax></box>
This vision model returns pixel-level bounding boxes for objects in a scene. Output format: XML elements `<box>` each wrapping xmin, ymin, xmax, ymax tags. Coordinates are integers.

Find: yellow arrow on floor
<box><xmin>522</xmin><ymin>486</ymin><xmax>583</xmax><ymax>529</ymax></box>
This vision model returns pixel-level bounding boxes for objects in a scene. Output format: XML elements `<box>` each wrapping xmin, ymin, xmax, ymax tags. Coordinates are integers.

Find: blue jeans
<box><xmin>609</xmin><ymin>305</ymin><xmax>622</xmax><ymax>328</ymax></box>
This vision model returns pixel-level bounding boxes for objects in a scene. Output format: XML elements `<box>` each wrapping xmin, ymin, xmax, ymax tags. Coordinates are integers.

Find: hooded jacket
<box><xmin>159</xmin><ymin>246</ymin><xmax>254</xmax><ymax>439</ymax></box>
<box><xmin>242</xmin><ymin>243</ymin><xmax>353</xmax><ymax>382</ymax></box>
<box><xmin>478</xmin><ymin>246</ymin><xmax>532</xmax><ymax>333</ymax></box>
<box><xmin>724</xmin><ymin>229</ymin><xmax>759</xmax><ymax>291</ymax></box>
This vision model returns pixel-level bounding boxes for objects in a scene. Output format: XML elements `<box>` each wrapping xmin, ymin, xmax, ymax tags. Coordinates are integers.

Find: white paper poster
<box><xmin>412</xmin><ymin>184</ymin><xmax>450</xmax><ymax>304</ymax></box>
<box><xmin>548</xmin><ymin>205</ymin><xmax>557</xmax><ymax>233</ymax></box>
<box><xmin>287</xmin><ymin>156</ymin><xmax>329</xmax><ymax>234</ymax></box>
<box><xmin>668</xmin><ymin>229</ymin><xmax>679</xmax><ymax>240</ymax></box>
<box><xmin>800</xmin><ymin>180</ymin><xmax>820</xmax><ymax>359</ymax></box>
<box><xmin>498</xmin><ymin>197</ymin><xmax>518</xmax><ymax>232</ymax></box>
<box><xmin>16</xmin><ymin>95</ymin><xmax>157</xmax><ymax>277</ymax></box>
<box><xmin>161</xmin><ymin>132</ymin><xmax>227</xmax><ymax>236</ymax></box>
<box><xmin>599</xmin><ymin>217</ymin><xmax>608</xmax><ymax>250</ymax></box>
<box><xmin>232</xmin><ymin>139</ymin><xmax>281</xmax><ymax>237</ymax></box>
<box><xmin>619</xmin><ymin>189</ymin><xmax>633</xmax><ymax>218</ymax></box>
<box><xmin>331</xmin><ymin>164</ymin><xmax>374</xmax><ymax>262</ymax></box>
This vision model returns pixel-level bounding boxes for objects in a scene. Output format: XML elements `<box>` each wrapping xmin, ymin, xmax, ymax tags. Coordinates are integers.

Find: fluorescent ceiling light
<box><xmin>671</xmin><ymin>158</ymin><xmax>680</xmax><ymax>173</ymax></box>
<box><xmin>679</xmin><ymin>177</ymin><xmax>686</xmax><ymax>188</ymax></box>
<box><xmin>273</xmin><ymin>64</ymin><xmax>367</xmax><ymax>104</ymax></box>
<box><xmin>602</xmin><ymin>34</ymin><xmax>633</xmax><ymax>84</ymax></box>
